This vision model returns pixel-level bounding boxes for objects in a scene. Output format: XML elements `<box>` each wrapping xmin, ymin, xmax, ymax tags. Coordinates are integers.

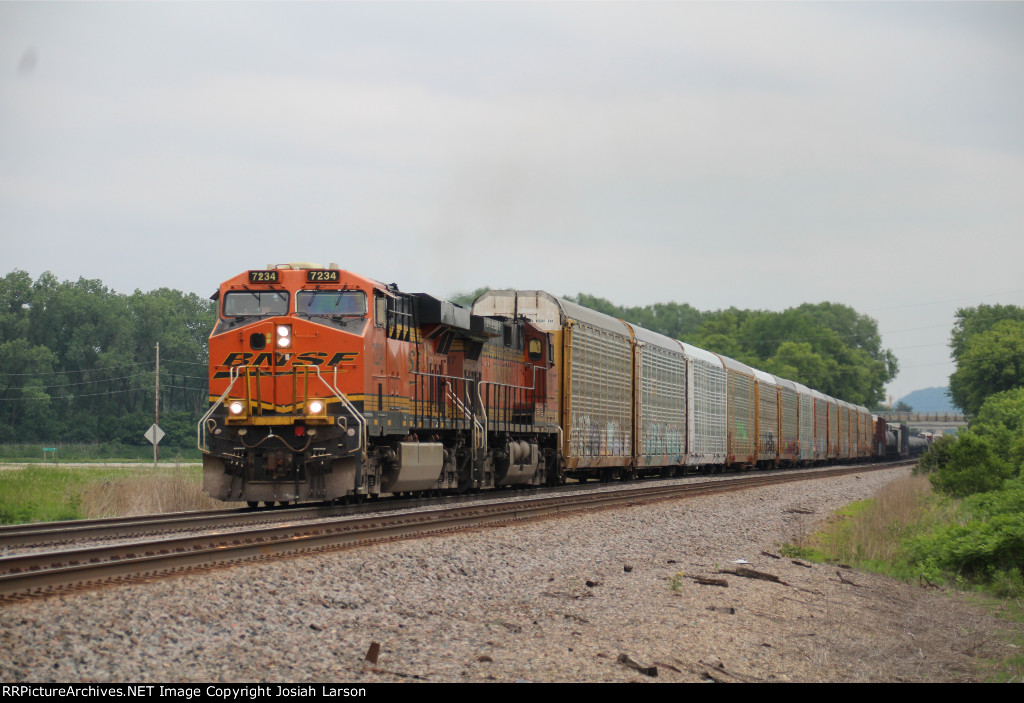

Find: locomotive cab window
<box><xmin>386</xmin><ymin>295</ymin><xmax>413</xmax><ymax>340</ymax></box>
<box><xmin>297</xmin><ymin>290</ymin><xmax>366</xmax><ymax>316</ymax></box>
<box><xmin>374</xmin><ymin>294</ymin><xmax>386</xmax><ymax>327</ymax></box>
<box><xmin>502</xmin><ymin>323</ymin><xmax>524</xmax><ymax>350</ymax></box>
<box><xmin>528</xmin><ymin>338</ymin><xmax>542</xmax><ymax>361</ymax></box>
<box><xmin>223</xmin><ymin>291</ymin><xmax>289</xmax><ymax>317</ymax></box>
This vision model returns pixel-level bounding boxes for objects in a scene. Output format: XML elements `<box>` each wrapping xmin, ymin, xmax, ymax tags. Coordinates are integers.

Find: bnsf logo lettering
<box><xmin>219</xmin><ymin>351</ymin><xmax>358</xmax><ymax>367</ymax></box>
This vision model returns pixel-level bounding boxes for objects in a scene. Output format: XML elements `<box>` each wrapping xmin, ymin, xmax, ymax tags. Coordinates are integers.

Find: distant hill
<box><xmin>897</xmin><ymin>387</ymin><xmax>956</xmax><ymax>413</ymax></box>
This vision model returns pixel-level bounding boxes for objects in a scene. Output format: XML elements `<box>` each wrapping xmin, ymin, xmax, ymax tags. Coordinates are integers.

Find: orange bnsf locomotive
<box><xmin>199</xmin><ymin>263</ymin><xmax>559</xmax><ymax>507</ymax></box>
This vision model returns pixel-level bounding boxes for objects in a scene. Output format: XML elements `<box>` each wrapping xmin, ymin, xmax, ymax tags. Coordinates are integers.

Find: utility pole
<box><xmin>154</xmin><ymin>341</ymin><xmax>159</xmax><ymax>468</ymax></box>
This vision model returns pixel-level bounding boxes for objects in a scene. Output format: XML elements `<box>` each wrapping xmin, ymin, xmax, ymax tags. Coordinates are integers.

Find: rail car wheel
<box><xmin>247</xmin><ymin>501</ymin><xmax>259</xmax><ymax>509</ymax></box>
<box><xmin>263</xmin><ymin>501</ymin><xmax>276</xmax><ymax>507</ymax></box>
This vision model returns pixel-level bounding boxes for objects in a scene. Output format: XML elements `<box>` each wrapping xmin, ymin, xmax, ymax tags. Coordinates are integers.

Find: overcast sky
<box><xmin>2</xmin><ymin>2</ymin><xmax>1022</xmax><ymax>402</ymax></box>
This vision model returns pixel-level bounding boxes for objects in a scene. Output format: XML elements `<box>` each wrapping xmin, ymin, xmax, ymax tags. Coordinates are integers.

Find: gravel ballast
<box><xmin>1</xmin><ymin>466</ymin><xmax>1020</xmax><ymax>683</ymax></box>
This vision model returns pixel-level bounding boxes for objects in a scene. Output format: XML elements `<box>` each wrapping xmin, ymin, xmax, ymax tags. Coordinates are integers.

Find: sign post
<box><xmin>144</xmin><ymin>424</ymin><xmax>165</xmax><ymax>468</ymax></box>
<box><xmin>154</xmin><ymin>342</ymin><xmax>160</xmax><ymax>468</ymax></box>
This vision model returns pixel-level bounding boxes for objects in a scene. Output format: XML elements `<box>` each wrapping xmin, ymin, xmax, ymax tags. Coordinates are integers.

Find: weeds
<box><xmin>0</xmin><ymin>463</ymin><xmax>238</xmax><ymax>524</ymax></box>
<box><xmin>79</xmin><ymin>467</ymin><xmax>233</xmax><ymax>517</ymax></box>
<box><xmin>782</xmin><ymin>474</ymin><xmax>950</xmax><ymax>581</ymax></box>
<box><xmin>0</xmin><ymin>443</ymin><xmax>202</xmax><ymax>463</ymax></box>
<box><xmin>0</xmin><ymin>465</ymin><xmax>99</xmax><ymax>524</ymax></box>
<box><xmin>782</xmin><ymin>473</ymin><xmax>1024</xmax><ymax>681</ymax></box>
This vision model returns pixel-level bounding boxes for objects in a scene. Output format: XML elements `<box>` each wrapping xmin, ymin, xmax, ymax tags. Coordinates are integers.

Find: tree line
<box><xmin>1</xmin><ymin>271</ymin><xmax>909</xmax><ymax>448</ymax></box>
<box><xmin>911</xmin><ymin>303</ymin><xmax>1024</xmax><ymax>597</ymax></box>
<box><xmin>0</xmin><ymin>270</ymin><xmax>215</xmax><ymax>447</ymax></box>
<box><xmin>947</xmin><ymin>304</ymin><xmax>1024</xmax><ymax>416</ymax></box>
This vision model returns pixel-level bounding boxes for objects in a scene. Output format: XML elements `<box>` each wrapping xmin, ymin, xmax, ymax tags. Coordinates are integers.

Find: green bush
<box><xmin>961</xmin><ymin>478</ymin><xmax>1024</xmax><ymax>520</ymax></box>
<box><xmin>989</xmin><ymin>567</ymin><xmax>1024</xmax><ymax>599</ymax></box>
<box><xmin>971</xmin><ymin>388</ymin><xmax>1024</xmax><ymax>475</ymax></box>
<box><xmin>921</xmin><ymin>431</ymin><xmax>1013</xmax><ymax>497</ymax></box>
<box><xmin>906</xmin><ymin>477</ymin><xmax>1024</xmax><ymax>596</ymax></box>
<box><xmin>915</xmin><ymin>434</ymin><xmax>957</xmax><ymax>475</ymax></box>
<box><xmin>909</xmin><ymin>512</ymin><xmax>1024</xmax><ymax>581</ymax></box>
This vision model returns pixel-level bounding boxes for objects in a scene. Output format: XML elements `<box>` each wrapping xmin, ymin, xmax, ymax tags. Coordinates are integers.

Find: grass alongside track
<box><xmin>781</xmin><ymin>473</ymin><xmax>1024</xmax><ymax>682</ymax></box>
<box><xmin>0</xmin><ymin>443</ymin><xmax>202</xmax><ymax>463</ymax></box>
<box><xmin>782</xmin><ymin>474</ymin><xmax>954</xmax><ymax>580</ymax></box>
<box><xmin>0</xmin><ymin>461</ymin><xmax>226</xmax><ymax>525</ymax></box>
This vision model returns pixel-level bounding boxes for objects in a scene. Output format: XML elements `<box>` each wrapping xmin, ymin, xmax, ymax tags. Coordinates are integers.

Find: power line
<box><xmin>0</xmin><ymin>384</ymin><xmax>208</xmax><ymax>402</ymax></box>
<box><xmin>866</xmin><ymin>289</ymin><xmax>1024</xmax><ymax>313</ymax></box>
<box><xmin>0</xmin><ymin>360</ymin><xmax>154</xmax><ymax>378</ymax></box>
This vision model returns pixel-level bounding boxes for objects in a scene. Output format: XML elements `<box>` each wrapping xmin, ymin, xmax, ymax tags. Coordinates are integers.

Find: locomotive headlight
<box><xmin>276</xmin><ymin>324</ymin><xmax>292</xmax><ymax>348</ymax></box>
<box><xmin>228</xmin><ymin>400</ymin><xmax>245</xmax><ymax>415</ymax></box>
<box><xmin>307</xmin><ymin>399</ymin><xmax>324</xmax><ymax>415</ymax></box>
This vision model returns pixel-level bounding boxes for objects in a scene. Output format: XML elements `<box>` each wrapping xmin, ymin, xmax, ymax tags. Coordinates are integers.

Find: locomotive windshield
<box><xmin>223</xmin><ymin>291</ymin><xmax>289</xmax><ymax>317</ymax></box>
<box><xmin>297</xmin><ymin>290</ymin><xmax>367</xmax><ymax>316</ymax></box>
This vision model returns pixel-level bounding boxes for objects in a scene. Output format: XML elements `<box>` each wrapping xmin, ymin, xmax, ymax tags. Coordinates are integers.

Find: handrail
<box><xmin>445</xmin><ymin>381</ymin><xmax>484</xmax><ymax>451</ymax></box>
<box><xmin>196</xmin><ymin>365</ymin><xmax>246</xmax><ymax>452</ymax></box>
<box><xmin>196</xmin><ymin>364</ymin><xmax>366</xmax><ymax>457</ymax></box>
<box><xmin>479</xmin><ymin>364</ymin><xmax>541</xmax><ymax>393</ymax></box>
<box><xmin>412</xmin><ymin>368</ymin><xmax>486</xmax><ymax>450</ymax></box>
<box><xmin>324</xmin><ymin>365</ymin><xmax>365</xmax><ymax>456</ymax></box>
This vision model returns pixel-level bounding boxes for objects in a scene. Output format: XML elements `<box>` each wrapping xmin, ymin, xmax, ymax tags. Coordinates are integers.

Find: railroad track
<box><xmin>0</xmin><ymin>483</ymin><xmax>590</xmax><ymax>549</ymax></box>
<box><xmin>0</xmin><ymin>460</ymin><xmax>915</xmax><ymax>602</ymax></box>
<box><xmin>0</xmin><ymin>460</ymin><xmax>903</xmax><ymax>549</ymax></box>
